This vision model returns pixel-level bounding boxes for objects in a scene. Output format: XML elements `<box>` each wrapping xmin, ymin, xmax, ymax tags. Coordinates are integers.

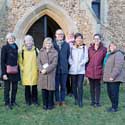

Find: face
<box><xmin>24</xmin><ymin>39</ymin><xmax>33</xmax><ymax>47</ymax></box>
<box><xmin>67</xmin><ymin>33</ymin><xmax>74</xmax><ymax>39</ymax></box>
<box><xmin>109</xmin><ymin>43</ymin><xmax>117</xmax><ymax>52</ymax></box>
<box><xmin>45</xmin><ymin>41</ymin><xmax>52</xmax><ymax>49</ymax></box>
<box><xmin>7</xmin><ymin>36</ymin><xmax>15</xmax><ymax>44</ymax></box>
<box><xmin>94</xmin><ymin>35</ymin><xmax>101</xmax><ymax>45</ymax></box>
<box><xmin>75</xmin><ymin>36</ymin><xmax>83</xmax><ymax>46</ymax></box>
<box><xmin>56</xmin><ymin>30</ymin><xmax>64</xmax><ymax>41</ymax></box>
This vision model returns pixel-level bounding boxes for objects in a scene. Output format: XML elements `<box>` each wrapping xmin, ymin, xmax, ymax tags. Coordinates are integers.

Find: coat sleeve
<box><xmin>82</xmin><ymin>46</ymin><xmax>89</xmax><ymax>65</ymax></box>
<box><xmin>18</xmin><ymin>51</ymin><xmax>24</xmax><ymax>72</ymax></box>
<box><xmin>111</xmin><ymin>52</ymin><xmax>124</xmax><ymax>79</ymax></box>
<box><xmin>67</xmin><ymin>44</ymin><xmax>70</xmax><ymax>60</ymax></box>
<box><xmin>46</xmin><ymin>52</ymin><xmax>58</xmax><ymax>73</ymax></box>
<box><xmin>38</xmin><ymin>51</ymin><xmax>44</xmax><ymax>71</ymax></box>
<box><xmin>1</xmin><ymin>46</ymin><xmax>7</xmax><ymax>76</ymax></box>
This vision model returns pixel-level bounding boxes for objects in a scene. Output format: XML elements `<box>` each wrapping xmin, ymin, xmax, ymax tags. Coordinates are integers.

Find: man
<box><xmin>53</xmin><ymin>29</ymin><xmax>70</xmax><ymax>106</ymax></box>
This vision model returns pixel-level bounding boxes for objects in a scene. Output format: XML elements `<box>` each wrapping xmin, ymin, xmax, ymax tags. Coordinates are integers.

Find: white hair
<box><xmin>6</xmin><ymin>33</ymin><xmax>16</xmax><ymax>40</ymax></box>
<box><xmin>24</xmin><ymin>35</ymin><xmax>34</xmax><ymax>43</ymax></box>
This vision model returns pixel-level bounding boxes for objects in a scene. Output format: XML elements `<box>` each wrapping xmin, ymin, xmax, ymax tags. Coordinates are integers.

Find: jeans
<box><xmin>107</xmin><ymin>82</ymin><xmax>120</xmax><ymax>109</ymax></box>
<box><xmin>55</xmin><ymin>73</ymin><xmax>68</xmax><ymax>102</ymax></box>
<box><xmin>4</xmin><ymin>80</ymin><xmax>18</xmax><ymax>105</ymax></box>
<box><xmin>71</xmin><ymin>74</ymin><xmax>84</xmax><ymax>106</ymax></box>
<box><xmin>89</xmin><ymin>78</ymin><xmax>101</xmax><ymax>105</ymax></box>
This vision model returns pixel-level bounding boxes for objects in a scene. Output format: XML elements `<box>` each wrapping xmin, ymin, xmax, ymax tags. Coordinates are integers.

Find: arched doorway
<box><xmin>27</xmin><ymin>15</ymin><xmax>61</xmax><ymax>49</ymax></box>
<box><xmin>14</xmin><ymin>0</ymin><xmax>78</xmax><ymax>48</ymax></box>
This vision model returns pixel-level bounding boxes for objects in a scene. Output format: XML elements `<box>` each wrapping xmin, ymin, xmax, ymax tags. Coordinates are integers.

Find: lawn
<box><xmin>0</xmin><ymin>83</ymin><xmax>125</xmax><ymax>125</ymax></box>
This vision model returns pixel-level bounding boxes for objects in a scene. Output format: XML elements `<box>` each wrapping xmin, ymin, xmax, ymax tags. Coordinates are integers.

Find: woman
<box><xmin>19</xmin><ymin>35</ymin><xmax>39</xmax><ymax>106</ymax></box>
<box><xmin>69</xmin><ymin>33</ymin><xmax>88</xmax><ymax>107</ymax></box>
<box><xmin>1</xmin><ymin>33</ymin><xmax>20</xmax><ymax>109</ymax></box>
<box><xmin>38</xmin><ymin>37</ymin><xmax>58</xmax><ymax>110</ymax></box>
<box><xmin>103</xmin><ymin>42</ymin><xmax>125</xmax><ymax>112</ymax></box>
<box><xmin>86</xmin><ymin>34</ymin><xmax>107</xmax><ymax>107</ymax></box>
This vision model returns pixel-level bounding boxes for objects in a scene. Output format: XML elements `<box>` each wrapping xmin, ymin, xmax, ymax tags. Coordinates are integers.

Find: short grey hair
<box><xmin>6</xmin><ymin>33</ymin><xmax>16</xmax><ymax>41</ymax></box>
<box><xmin>24</xmin><ymin>35</ymin><xmax>34</xmax><ymax>43</ymax></box>
<box><xmin>55</xmin><ymin>29</ymin><xmax>64</xmax><ymax>35</ymax></box>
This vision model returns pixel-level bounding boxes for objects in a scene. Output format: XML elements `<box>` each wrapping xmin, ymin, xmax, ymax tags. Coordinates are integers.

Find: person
<box><xmin>86</xmin><ymin>34</ymin><xmax>107</xmax><ymax>107</ymax></box>
<box><xmin>19</xmin><ymin>35</ymin><xmax>39</xmax><ymax>106</ymax></box>
<box><xmin>1</xmin><ymin>33</ymin><xmax>20</xmax><ymax>109</ymax></box>
<box><xmin>53</xmin><ymin>29</ymin><xmax>70</xmax><ymax>106</ymax></box>
<box><xmin>38</xmin><ymin>37</ymin><xmax>58</xmax><ymax>110</ymax></box>
<box><xmin>69</xmin><ymin>33</ymin><xmax>88</xmax><ymax>107</ymax></box>
<box><xmin>66</xmin><ymin>31</ymin><xmax>75</xmax><ymax>96</ymax></box>
<box><xmin>103</xmin><ymin>42</ymin><xmax>125</xmax><ymax>112</ymax></box>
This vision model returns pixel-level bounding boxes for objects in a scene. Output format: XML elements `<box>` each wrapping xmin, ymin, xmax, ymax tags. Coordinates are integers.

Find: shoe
<box><xmin>55</xmin><ymin>102</ymin><xmax>60</xmax><ymax>106</ymax></box>
<box><xmin>60</xmin><ymin>102</ymin><xmax>66</xmax><ymax>106</ymax></box>
<box><xmin>95</xmin><ymin>103</ymin><xmax>101</xmax><ymax>108</ymax></box>
<box><xmin>26</xmin><ymin>102</ymin><xmax>31</xmax><ymax>106</ymax></box>
<box><xmin>43</xmin><ymin>105</ymin><xmax>47</xmax><ymax>110</ymax></box>
<box><xmin>33</xmin><ymin>102</ymin><xmax>39</xmax><ymax>107</ymax></box>
<box><xmin>90</xmin><ymin>102</ymin><xmax>96</xmax><ymax>107</ymax></box>
<box><xmin>5</xmin><ymin>104</ymin><xmax>13</xmax><ymax>110</ymax></box>
<box><xmin>48</xmin><ymin>106</ymin><xmax>54</xmax><ymax>110</ymax></box>
<box><xmin>74</xmin><ymin>100</ymin><xmax>78</xmax><ymax>105</ymax></box>
<box><xmin>11</xmin><ymin>102</ymin><xmax>19</xmax><ymax>107</ymax></box>
<box><xmin>107</xmin><ymin>107</ymin><xmax>118</xmax><ymax>112</ymax></box>
<box><xmin>78</xmin><ymin>102</ymin><xmax>83</xmax><ymax>108</ymax></box>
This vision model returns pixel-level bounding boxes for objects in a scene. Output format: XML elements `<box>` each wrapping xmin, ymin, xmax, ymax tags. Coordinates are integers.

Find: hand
<box><xmin>42</xmin><ymin>69</ymin><xmax>47</xmax><ymax>74</ymax></box>
<box><xmin>109</xmin><ymin>77</ymin><xmax>114</xmax><ymax>81</ymax></box>
<box><xmin>3</xmin><ymin>74</ymin><xmax>8</xmax><ymax>80</ymax></box>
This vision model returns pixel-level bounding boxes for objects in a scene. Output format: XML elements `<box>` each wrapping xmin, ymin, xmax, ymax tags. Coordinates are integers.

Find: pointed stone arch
<box><xmin>13</xmin><ymin>0</ymin><xmax>78</xmax><ymax>46</ymax></box>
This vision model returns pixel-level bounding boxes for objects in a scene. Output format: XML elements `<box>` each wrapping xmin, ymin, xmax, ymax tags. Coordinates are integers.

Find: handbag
<box><xmin>6</xmin><ymin>65</ymin><xmax>18</xmax><ymax>74</ymax></box>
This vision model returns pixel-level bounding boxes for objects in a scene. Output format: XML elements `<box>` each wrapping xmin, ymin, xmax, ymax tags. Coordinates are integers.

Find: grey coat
<box><xmin>38</xmin><ymin>47</ymin><xmax>58</xmax><ymax>90</ymax></box>
<box><xmin>103</xmin><ymin>50</ymin><xmax>125</xmax><ymax>83</ymax></box>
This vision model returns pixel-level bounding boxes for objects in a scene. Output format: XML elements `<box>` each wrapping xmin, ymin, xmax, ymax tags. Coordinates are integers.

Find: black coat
<box><xmin>1</xmin><ymin>43</ymin><xmax>20</xmax><ymax>82</ymax></box>
<box><xmin>53</xmin><ymin>40</ymin><xmax>70</xmax><ymax>74</ymax></box>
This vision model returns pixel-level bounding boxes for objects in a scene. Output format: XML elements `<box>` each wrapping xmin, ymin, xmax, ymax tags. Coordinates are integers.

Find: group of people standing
<box><xmin>0</xmin><ymin>29</ymin><xmax>125</xmax><ymax>112</ymax></box>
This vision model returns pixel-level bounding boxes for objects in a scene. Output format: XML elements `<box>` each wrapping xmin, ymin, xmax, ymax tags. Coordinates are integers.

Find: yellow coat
<box><xmin>18</xmin><ymin>46</ymin><xmax>38</xmax><ymax>86</ymax></box>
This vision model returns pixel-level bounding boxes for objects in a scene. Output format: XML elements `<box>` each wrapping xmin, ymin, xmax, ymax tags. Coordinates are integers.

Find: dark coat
<box><xmin>1</xmin><ymin>43</ymin><xmax>20</xmax><ymax>82</ymax></box>
<box><xmin>53</xmin><ymin>40</ymin><xmax>70</xmax><ymax>74</ymax></box>
<box><xmin>103</xmin><ymin>50</ymin><xmax>125</xmax><ymax>83</ymax></box>
<box><xmin>38</xmin><ymin>48</ymin><xmax>58</xmax><ymax>90</ymax></box>
<box><xmin>86</xmin><ymin>43</ymin><xmax>107</xmax><ymax>79</ymax></box>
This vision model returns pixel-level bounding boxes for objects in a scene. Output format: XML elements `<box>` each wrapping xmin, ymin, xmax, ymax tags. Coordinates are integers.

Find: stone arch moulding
<box><xmin>13</xmin><ymin>0</ymin><xmax>78</xmax><ymax>47</ymax></box>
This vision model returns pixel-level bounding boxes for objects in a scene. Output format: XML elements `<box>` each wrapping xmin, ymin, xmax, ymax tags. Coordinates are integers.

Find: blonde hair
<box><xmin>43</xmin><ymin>37</ymin><xmax>53</xmax><ymax>48</ymax></box>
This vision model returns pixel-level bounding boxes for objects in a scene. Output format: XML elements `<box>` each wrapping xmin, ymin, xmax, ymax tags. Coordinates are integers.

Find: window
<box><xmin>92</xmin><ymin>0</ymin><xmax>101</xmax><ymax>19</ymax></box>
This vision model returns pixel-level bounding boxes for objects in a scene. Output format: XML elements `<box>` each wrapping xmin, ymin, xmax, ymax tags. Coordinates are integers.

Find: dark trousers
<box><xmin>25</xmin><ymin>85</ymin><xmax>38</xmax><ymax>104</ymax></box>
<box><xmin>42</xmin><ymin>89</ymin><xmax>54</xmax><ymax>108</ymax></box>
<box><xmin>71</xmin><ymin>74</ymin><xmax>84</xmax><ymax>106</ymax></box>
<box><xmin>4</xmin><ymin>80</ymin><xmax>18</xmax><ymax>105</ymax></box>
<box><xmin>55</xmin><ymin>74</ymin><xmax>68</xmax><ymax>102</ymax></box>
<box><xmin>107</xmin><ymin>82</ymin><xmax>120</xmax><ymax>109</ymax></box>
<box><xmin>66</xmin><ymin>75</ymin><xmax>73</xmax><ymax>95</ymax></box>
<box><xmin>89</xmin><ymin>78</ymin><xmax>101</xmax><ymax>104</ymax></box>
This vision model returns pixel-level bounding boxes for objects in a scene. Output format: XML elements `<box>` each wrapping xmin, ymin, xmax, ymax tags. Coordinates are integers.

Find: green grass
<box><xmin>0</xmin><ymin>83</ymin><xmax>125</xmax><ymax>125</ymax></box>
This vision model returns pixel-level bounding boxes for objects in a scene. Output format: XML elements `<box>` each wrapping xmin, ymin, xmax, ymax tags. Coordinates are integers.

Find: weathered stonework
<box><xmin>101</xmin><ymin>0</ymin><xmax>125</xmax><ymax>47</ymax></box>
<box><xmin>0</xmin><ymin>0</ymin><xmax>125</xmax><ymax>48</ymax></box>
